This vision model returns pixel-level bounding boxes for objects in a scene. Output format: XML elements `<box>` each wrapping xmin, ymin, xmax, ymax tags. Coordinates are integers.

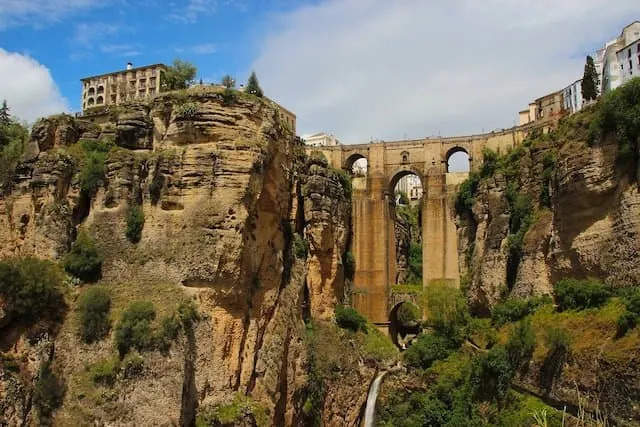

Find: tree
<box><xmin>581</xmin><ymin>55</ymin><xmax>599</xmax><ymax>102</ymax></box>
<box><xmin>0</xmin><ymin>100</ymin><xmax>10</xmax><ymax>126</ymax></box>
<box><xmin>245</xmin><ymin>71</ymin><xmax>263</xmax><ymax>97</ymax></box>
<box><xmin>221</xmin><ymin>75</ymin><xmax>236</xmax><ymax>89</ymax></box>
<box><xmin>162</xmin><ymin>59</ymin><xmax>197</xmax><ymax>91</ymax></box>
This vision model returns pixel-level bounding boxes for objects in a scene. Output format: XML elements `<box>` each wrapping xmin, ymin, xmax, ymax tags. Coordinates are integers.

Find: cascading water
<box><xmin>363</xmin><ymin>371</ymin><xmax>387</xmax><ymax>427</ymax></box>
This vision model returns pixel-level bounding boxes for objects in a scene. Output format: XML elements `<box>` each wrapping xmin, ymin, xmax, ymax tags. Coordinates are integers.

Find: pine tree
<box><xmin>245</xmin><ymin>71</ymin><xmax>263</xmax><ymax>98</ymax></box>
<box><xmin>0</xmin><ymin>100</ymin><xmax>10</xmax><ymax>126</ymax></box>
<box><xmin>581</xmin><ymin>55</ymin><xmax>599</xmax><ymax>102</ymax></box>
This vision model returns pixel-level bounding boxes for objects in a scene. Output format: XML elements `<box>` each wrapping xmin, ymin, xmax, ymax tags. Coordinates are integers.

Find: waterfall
<box><xmin>363</xmin><ymin>371</ymin><xmax>386</xmax><ymax>427</ymax></box>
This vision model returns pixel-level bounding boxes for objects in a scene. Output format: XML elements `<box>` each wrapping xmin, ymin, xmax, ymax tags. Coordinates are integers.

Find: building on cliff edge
<box><xmin>81</xmin><ymin>62</ymin><xmax>168</xmax><ymax>112</ymax></box>
<box><xmin>302</xmin><ymin>132</ymin><xmax>341</xmax><ymax>147</ymax></box>
<box><xmin>594</xmin><ymin>21</ymin><xmax>640</xmax><ymax>94</ymax></box>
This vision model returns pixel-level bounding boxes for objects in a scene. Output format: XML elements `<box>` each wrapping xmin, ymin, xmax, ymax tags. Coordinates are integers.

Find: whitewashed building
<box><xmin>562</xmin><ymin>79</ymin><xmax>583</xmax><ymax>114</ymax></box>
<box><xmin>303</xmin><ymin>132</ymin><xmax>340</xmax><ymax>147</ymax></box>
<box><xmin>594</xmin><ymin>21</ymin><xmax>640</xmax><ymax>93</ymax></box>
<box><xmin>617</xmin><ymin>38</ymin><xmax>640</xmax><ymax>85</ymax></box>
<box><xmin>396</xmin><ymin>175</ymin><xmax>423</xmax><ymax>202</ymax></box>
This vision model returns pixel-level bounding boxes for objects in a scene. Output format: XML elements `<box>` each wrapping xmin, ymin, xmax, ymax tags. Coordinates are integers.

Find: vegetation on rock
<box><xmin>554</xmin><ymin>278</ymin><xmax>611</xmax><ymax>311</ymax></box>
<box><xmin>34</xmin><ymin>361</ymin><xmax>66</xmax><ymax>424</ymax></box>
<box><xmin>581</xmin><ymin>55</ymin><xmax>599</xmax><ymax>101</ymax></box>
<box><xmin>162</xmin><ymin>59</ymin><xmax>197</xmax><ymax>91</ymax></box>
<box><xmin>0</xmin><ymin>100</ymin><xmax>29</xmax><ymax>192</ymax></box>
<box><xmin>77</xmin><ymin>286</ymin><xmax>111</xmax><ymax>343</ymax></box>
<box><xmin>63</xmin><ymin>230</ymin><xmax>103</xmax><ymax>282</ymax></box>
<box><xmin>335</xmin><ymin>305</ymin><xmax>367</xmax><ymax>332</ymax></box>
<box><xmin>125</xmin><ymin>204</ymin><xmax>145</xmax><ymax>243</ymax></box>
<box><xmin>245</xmin><ymin>71</ymin><xmax>263</xmax><ymax>97</ymax></box>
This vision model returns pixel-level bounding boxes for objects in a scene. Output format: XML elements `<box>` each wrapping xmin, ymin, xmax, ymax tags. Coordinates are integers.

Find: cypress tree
<box><xmin>0</xmin><ymin>100</ymin><xmax>10</xmax><ymax>126</ymax></box>
<box><xmin>245</xmin><ymin>71</ymin><xmax>263</xmax><ymax>98</ymax></box>
<box><xmin>581</xmin><ymin>55</ymin><xmax>599</xmax><ymax>102</ymax></box>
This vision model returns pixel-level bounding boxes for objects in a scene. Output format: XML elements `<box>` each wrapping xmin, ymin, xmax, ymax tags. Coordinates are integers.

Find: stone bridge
<box><xmin>310</xmin><ymin>127</ymin><xmax>529</xmax><ymax>324</ymax></box>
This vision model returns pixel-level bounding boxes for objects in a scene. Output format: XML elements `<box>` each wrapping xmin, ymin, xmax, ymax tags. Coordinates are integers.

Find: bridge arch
<box><xmin>345</xmin><ymin>153</ymin><xmax>368</xmax><ymax>176</ymax></box>
<box><xmin>445</xmin><ymin>146</ymin><xmax>471</xmax><ymax>173</ymax></box>
<box><xmin>389</xmin><ymin>300</ymin><xmax>421</xmax><ymax>349</ymax></box>
<box><xmin>388</xmin><ymin>167</ymin><xmax>424</xmax><ymax>196</ymax></box>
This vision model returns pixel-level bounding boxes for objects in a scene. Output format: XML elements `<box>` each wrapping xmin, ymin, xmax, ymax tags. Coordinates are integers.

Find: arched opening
<box><xmin>88</xmin><ymin>87</ymin><xmax>95</xmax><ymax>96</ymax></box>
<box><xmin>97</xmin><ymin>85</ymin><xmax>104</xmax><ymax>95</ymax></box>
<box><xmin>345</xmin><ymin>154</ymin><xmax>368</xmax><ymax>176</ymax></box>
<box><xmin>389</xmin><ymin>170</ymin><xmax>423</xmax><ymax>288</ymax></box>
<box><xmin>87</xmin><ymin>97</ymin><xmax>95</xmax><ymax>106</ymax></box>
<box><xmin>401</xmin><ymin>151</ymin><xmax>409</xmax><ymax>164</ymax></box>
<box><xmin>446</xmin><ymin>147</ymin><xmax>470</xmax><ymax>173</ymax></box>
<box><xmin>96</xmin><ymin>96</ymin><xmax>104</xmax><ymax>105</ymax></box>
<box><xmin>389</xmin><ymin>301</ymin><xmax>421</xmax><ymax>349</ymax></box>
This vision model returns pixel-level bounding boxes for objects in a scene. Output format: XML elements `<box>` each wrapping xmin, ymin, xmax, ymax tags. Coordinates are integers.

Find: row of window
<box><xmin>85</xmin><ymin>77</ymin><xmax>158</xmax><ymax>97</ymax></box>
<box><xmin>82</xmin><ymin>69</ymin><xmax>160</xmax><ymax>88</ymax></box>
<box><xmin>83</xmin><ymin>88</ymin><xmax>158</xmax><ymax>108</ymax></box>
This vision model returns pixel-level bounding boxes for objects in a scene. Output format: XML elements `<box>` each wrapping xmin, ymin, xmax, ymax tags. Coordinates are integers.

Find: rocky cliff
<box><xmin>0</xmin><ymin>88</ymin><xmax>358</xmax><ymax>426</ymax></box>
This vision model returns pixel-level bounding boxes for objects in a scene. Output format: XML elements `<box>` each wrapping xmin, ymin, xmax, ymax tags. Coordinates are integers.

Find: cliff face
<box><xmin>0</xmin><ymin>89</ymin><xmax>354</xmax><ymax>426</ymax></box>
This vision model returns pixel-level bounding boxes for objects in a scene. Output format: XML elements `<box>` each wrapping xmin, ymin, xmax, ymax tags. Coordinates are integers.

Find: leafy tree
<box><xmin>162</xmin><ymin>59</ymin><xmax>197</xmax><ymax>91</ymax></box>
<box><xmin>334</xmin><ymin>305</ymin><xmax>367</xmax><ymax>332</ymax></box>
<box><xmin>63</xmin><ymin>231</ymin><xmax>103</xmax><ymax>282</ymax></box>
<box><xmin>115</xmin><ymin>300</ymin><xmax>156</xmax><ymax>356</ymax></box>
<box><xmin>470</xmin><ymin>345</ymin><xmax>514</xmax><ymax>402</ymax></box>
<box><xmin>245</xmin><ymin>71</ymin><xmax>263</xmax><ymax>97</ymax></box>
<box><xmin>125</xmin><ymin>204</ymin><xmax>145</xmax><ymax>243</ymax></box>
<box><xmin>221</xmin><ymin>75</ymin><xmax>236</xmax><ymax>88</ymax></box>
<box><xmin>554</xmin><ymin>278</ymin><xmax>611</xmax><ymax>311</ymax></box>
<box><xmin>505</xmin><ymin>317</ymin><xmax>536</xmax><ymax>370</ymax></box>
<box><xmin>403</xmin><ymin>333</ymin><xmax>452</xmax><ymax>369</ymax></box>
<box><xmin>78</xmin><ymin>287</ymin><xmax>111</xmax><ymax>343</ymax></box>
<box><xmin>0</xmin><ymin>100</ymin><xmax>10</xmax><ymax>126</ymax></box>
<box><xmin>581</xmin><ymin>55</ymin><xmax>599</xmax><ymax>102</ymax></box>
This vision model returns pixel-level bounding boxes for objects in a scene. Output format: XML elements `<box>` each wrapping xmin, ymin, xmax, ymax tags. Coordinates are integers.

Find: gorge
<box><xmin>0</xmin><ymin>79</ymin><xmax>639</xmax><ymax>426</ymax></box>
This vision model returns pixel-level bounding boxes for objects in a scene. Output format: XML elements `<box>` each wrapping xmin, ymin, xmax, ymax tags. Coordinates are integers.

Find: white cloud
<box><xmin>167</xmin><ymin>0</ymin><xmax>246</xmax><ymax>24</ymax></box>
<box><xmin>0</xmin><ymin>0</ymin><xmax>104</xmax><ymax>29</ymax></box>
<box><xmin>253</xmin><ymin>0</ymin><xmax>639</xmax><ymax>142</ymax></box>
<box><xmin>175</xmin><ymin>43</ymin><xmax>217</xmax><ymax>55</ymax></box>
<box><xmin>0</xmin><ymin>49</ymin><xmax>69</xmax><ymax>122</ymax></box>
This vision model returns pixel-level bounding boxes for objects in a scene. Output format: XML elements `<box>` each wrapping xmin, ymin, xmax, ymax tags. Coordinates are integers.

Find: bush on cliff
<box><xmin>491</xmin><ymin>296</ymin><xmax>551</xmax><ymax>326</ymax></box>
<box><xmin>64</xmin><ymin>231</ymin><xmax>103</xmax><ymax>282</ymax></box>
<box><xmin>554</xmin><ymin>278</ymin><xmax>611</xmax><ymax>311</ymax></box>
<box><xmin>403</xmin><ymin>333</ymin><xmax>452</xmax><ymax>370</ymax></box>
<box><xmin>115</xmin><ymin>301</ymin><xmax>156</xmax><ymax>356</ymax></box>
<box><xmin>617</xmin><ymin>288</ymin><xmax>640</xmax><ymax>336</ymax></box>
<box><xmin>0</xmin><ymin>102</ymin><xmax>28</xmax><ymax>192</ymax></box>
<box><xmin>0</xmin><ymin>257</ymin><xmax>65</xmax><ymax>323</ymax></box>
<box><xmin>125</xmin><ymin>204</ymin><xmax>145</xmax><ymax>243</ymax></box>
<box><xmin>77</xmin><ymin>287</ymin><xmax>111</xmax><ymax>343</ymax></box>
<box><xmin>34</xmin><ymin>361</ymin><xmax>65</xmax><ymax>423</ymax></box>
<box><xmin>335</xmin><ymin>305</ymin><xmax>367</xmax><ymax>332</ymax></box>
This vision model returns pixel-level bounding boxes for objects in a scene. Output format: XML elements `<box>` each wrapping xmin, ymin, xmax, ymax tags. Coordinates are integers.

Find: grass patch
<box><xmin>391</xmin><ymin>284</ymin><xmax>423</xmax><ymax>295</ymax></box>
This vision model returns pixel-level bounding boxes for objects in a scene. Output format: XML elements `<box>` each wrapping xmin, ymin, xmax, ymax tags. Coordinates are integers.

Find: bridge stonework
<box><xmin>310</xmin><ymin>128</ymin><xmax>527</xmax><ymax>323</ymax></box>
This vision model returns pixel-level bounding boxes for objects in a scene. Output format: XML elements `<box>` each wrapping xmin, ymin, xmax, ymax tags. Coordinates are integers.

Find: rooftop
<box><xmin>81</xmin><ymin>63</ymin><xmax>167</xmax><ymax>82</ymax></box>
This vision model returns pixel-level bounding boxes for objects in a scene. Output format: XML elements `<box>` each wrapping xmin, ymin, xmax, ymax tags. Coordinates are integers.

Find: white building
<box><xmin>562</xmin><ymin>79</ymin><xmax>583</xmax><ymax>114</ymax></box>
<box><xmin>594</xmin><ymin>21</ymin><xmax>640</xmax><ymax>94</ymax></box>
<box><xmin>303</xmin><ymin>132</ymin><xmax>340</xmax><ymax>147</ymax></box>
<box><xmin>396</xmin><ymin>175</ymin><xmax>423</xmax><ymax>202</ymax></box>
<box><xmin>617</xmin><ymin>38</ymin><xmax>640</xmax><ymax>85</ymax></box>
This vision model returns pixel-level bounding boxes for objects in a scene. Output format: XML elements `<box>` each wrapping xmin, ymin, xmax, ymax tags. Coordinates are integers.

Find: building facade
<box><xmin>535</xmin><ymin>90</ymin><xmax>564</xmax><ymax>122</ymax></box>
<box><xmin>562</xmin><ymin>79</ymin><xmax>583</xmax><ymax>114</ymax></box>
<box><xmin>303</xmin><ymin>132</ymin><xmax>341</xmax><ymax>147</ymax></box>
<box><xmin>617</xmin><ymin>39</ymin><xmax>640</xmax><ymax>85</ymax></box>
<box><xmin>81</xmin><ymin>63</ymin><xmax>167</xmax><ymax>112</ymax></box>
<box><xmin>595</xmin><ymin>21</ymin><xmax>640</xmax><ymax>93</ymax></box>
<box><xmin>396</xmin><ymin>175</ymin><xmax>423</xmax><ymax>202</ymax></box>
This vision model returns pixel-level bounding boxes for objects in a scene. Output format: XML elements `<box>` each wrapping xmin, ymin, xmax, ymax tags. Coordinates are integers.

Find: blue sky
<box><xmin>0</xmin><ymin>1</ymin><xmax>638</xmax><ymax>142</ymax></box>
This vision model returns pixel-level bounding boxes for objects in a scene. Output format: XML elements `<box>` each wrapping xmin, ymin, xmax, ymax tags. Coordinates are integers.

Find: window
<box><xmin>149</xmin><ymin>88</ymin><xmax>156</xmax><ymax>96</ymax></box>
<box><xmin>150</xmin><ymin>77</ymin><xmax>156</xmax><ymax>86</ymax></box>
<box><xmin>96</xmin><ymin>96</ymin><xmax>104</xmax><ymax>104</ymax></box>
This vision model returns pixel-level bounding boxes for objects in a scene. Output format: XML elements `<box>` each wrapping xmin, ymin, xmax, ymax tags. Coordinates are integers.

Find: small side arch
<box><xmin>344</xmin><ymin>153</ymin><xmax>368</xmax><ymax>176</ymax></box>
<box><xmin>445</xmin><ymin>146</ymin><xmax>471</xmax><ymax>173</ymax></box>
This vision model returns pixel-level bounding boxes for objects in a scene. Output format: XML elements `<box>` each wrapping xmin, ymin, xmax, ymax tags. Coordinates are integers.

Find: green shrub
<box><xmin>455</xmin><ymin>171</ymin><xmax>480</xmax><ymax>213</ymax></box>
<box><xmin>335</xmin><ymin>168</ymin><xmax>352</xmax><ymax>199</ymax></box>
<box><xmin>544</xmin><ymin>326</ymin><xmax>571</xmax><ymax>355</ymax></box>
<box><xmin>77</xmin><ymin>287</ymin><xmax>111</xmax><ymax>343</ymax></box>
<box><xmin>178</xmin><ymin>299</ymin><xmax>200</xmax><ymax>327</ymax></box>
<box><xmin>480</xmin><ymin>148</ymin><xmax>499</xmax><ymax>178</ymax></box>
<box><xmin>79</xmin><ymin>151</ymin><xmax>106</xmax><ymax>195</ymax></box>
<box><xmin>63</xmin><ymin>231</ymin><xmax>103</xmax><ymax>282</ymax></box>
<box><xmin>541</xmin><ymin>327</ymin><xmax>571</xmax><ymax>391</ymax></box>
<box><xmin>196</xmin><ymin>393</ymin><xmax>268</xmax><ymax>427</ymax></box>
<box><xmin>554</xmin><ymin>278</ymin><xmax>611</xmax><ymax>311</ymax></box>
<box><xmin>342</xmin><ymin>251</ymin><xmax>355</xmax><ymax>280</ymax></box>
<box><xmin>292</xmin><ymin>233</ymin><xmax>309</xmax><ymax>259</ymax></box>
<box><xmin>334</xmin><ymin>305</ymin><xmax>367</xmax><ymax>332</ymax></box>
<box><xmin>125</xmin><ymin>204</ymin><xmax>145</xmax><ymax>243</ymax></box>
<box><xmin>33</xmin><ymin>361</ymin><xmax>65</xmax><ymax>422</ymax></box>
<box><xmin>363</xmin><ymin>327</ymin><xmax>397</xmax><ymax>363</ymax></box>
<box><xmin>149</xmin><ymin>169</ymin><xmax>165</xmax><ymax>205</ymax></box>
<box><xmin>403</xmin><ymin>333</ymin><xmax>452</xmax><ymax>370</ymax></box>
<box><xmin>423</xmin><ymin>281</ymin><xmax>470</xmax><ymax>345</ymax></box>
<box><xmin>470</xmin><ymin>345</ymin><xmax>514</xmax><ymax>402</ymax></box>
<box><xmin>122</xmin><ymin>351</ymin><xmax>144</xmax><ymax>379</ymax></box>
<box><xmin>89</xmin><ymin>357</ymin><xmax>119</xmax><ymax>386</ymax></box>
<box><xmin>155</xmin><ymin>315</ymin><xmax>181</xmax><ymax>353</ymax></box>
<box><xmin>617</xmin><ymin>288</ymin><xmax>640</xmax><ymax>336</ymax></box>
<box><xmin>491</xmin><ymin>296</ymin><xmax>551</xmax><ymax>326</ymax></box>
<box><xmin>174</xmin><ymin>101</ymin><xmax>198</xmax><ymax>120</ymax></box>
<box><xmin>115</xmin><ymin>301</ymin><xmax>156</xmax><ymax>356</ymax></box>
<box><xmin>396</xmin><ymin>302</ymin><xmax>421</xmax><ymax>328</ymax></box>
<box><xmin>0</xmin><ymin>257</ymin><xmax>64</xmax><ymax>323</ymax></box>
<box><xmin>221</xmin><ymin>87</ymin><xmax>238</xmax><ymax>106</ymax></box>
<box><xmin>505</xmin><ymin>317</ymin><xmax>536</xmax><ymax>370</ymax></box>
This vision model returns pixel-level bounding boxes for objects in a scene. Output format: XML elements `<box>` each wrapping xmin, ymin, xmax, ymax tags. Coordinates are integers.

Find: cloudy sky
<box><xmin>0</xmin><ymin>0</ymin><xmax>638</xmax><ymax>142</ymax></box>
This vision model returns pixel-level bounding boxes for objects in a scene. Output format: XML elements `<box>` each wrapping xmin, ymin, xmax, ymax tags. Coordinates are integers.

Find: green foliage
<box><xmin>196</xmin><ymin>393</ymin><xmax>268</xmax><ymax>427</ymax></box>
<box><xmin>589</xmin><ymin>77</ymin><xmax>640</xmax><ymax>164</ymax></box>
<box><xmin>480</xmin><ymin>148</ymin><xmax>499</xmax><ymax>177</ymax></box>
<box><xmin>505</xmin><ymin>317</ymin><xmax>536</xmax><ymax>370</ymax></box>
<box><xmin>396</xmin><ymin>190</ymin><xmax>410</xmax><ymax>205</ymax></box>
<box><xmin>406</xmin><ymin>242</ymin><xmax>423</xmax><ymax>285</ymax></box>
<box><xmin>34</xmin><ymin>361</ymin><xmax>65</xmax><ymax>422</ymax></box>
<box><xmin>174</xmin><ymin>101</ymin><xmax>198</xmax><ymax>120</ymax></box>
<box><xmin>335</xmin><ymin>168</ymin><xmax>352</xmax><ymax>199</ymax></box>
<box><xmin>423</xmin><ymin>281</ymin><xmax>470</xmax><ymax>345</ymax></box>
<box><xmin>540</xmin><ymin>151</ymin><xmax>556</xmax><ymax>208</ymax></box>
<box><xmin>363</xmin><ymin>327</ymin><xmax>397</xmax><ymax>363</ymax></box>
<box><xmin>403</xmin><ymin>333</ymin><xmax>453</xmax><ymax>370</ymax></box>
<box><xmin>396</xmin><ymin>302</ymin><xmax>421</xmax><ymax>328</ymax></box>
<box><xmin>470</xmin><ymin>345</ymin><xmax>514</xmax><ymax>402</ymax></box>
<box><xmin>540</xmin><ymin>327</ymin><xmax>571</xmax><ymax>391</ymax></box>
<box><xmin>245</xmin><ymin>71</ymin><xmax>264</xmax><ymax>97</ymax></box>
<box><xmin>0</xmin><ymin>100</ymin><xmax>9</xmax><ymax>126</ymax></box>
<box><xmin>125</xmin><ymin>204</ymin><xmax>145</xmax><ymax>243</ymax></box>
<box><xmin>390</xmin><ymin>284</ymin><xmax>423</xmax><ymax>295</ymax></box>
<box><xmin>63</xmin><ymin>231</ymin><xmax>103</xmax><ymax>282</ymax></box>
<box><xmin>491</xmin><ymin>296</ymin><xmax>551</xmax><ymax>326</ymax></box>
<box><xmin>73</xmin><ymin>139</ymin><xmax>113</xmax><ymax>197</ymax></box>
<box><xmin>221</xmin><ymin>87</ymin><xmax>238</xmax><ymax>106</ymax></box>
<box><xmin>221</xmin><ymin>75</ymin><xmax>236</xmax><ymax>88</ymax></box>
<box><xmin>334</xmin><ymin>305</ymin><xmax>367</xmax><ymax>332</ymax></box>
<box><xmin>292</xmin><ymin>233</ymin><xmax>309</xmax><ymax>259</ymax></box>
<box><xmin>89</xmin><ymin>357</ymin><xmax>119</xmax><ymax>386</ymax></box>
<box><xmin>0</xmin><ymin>102</ymin><xmax>29</xmax><ymax>191</ymax></box>
<box><xmin>115</xmin><ymin>301</ymin><xmax>156</xmax><ymax>356</ymax></box>
<box><xmin>149</xmin><ymin>167</ymin><xmax>165</xmax><ymax>205</ymax></box>
<box><xmin>342</xmin><ymin>251</ymin><xmax>355</xmax><ymax>280</ymax></box>
<box><xmin>554</xmin><ymin>278</ymin><xmax>611</xmax><ymax>311</ymax></box>
<box><xmin>77</xmin><ymin>287</ymin><xmax>111</xmax><ymax>343</ymax></box>
<box><xmin>0</xmin><ymin>257</ymin><xmax>65</xmax><ymax>323</ymax></box>
<box><xmin>162</xmin><ymin>59</ymin><xmax>197</xmax><ymax>90</ymax></box>
<box><xmin>122</xmin><ymin>351</ymin><xmax>144</xmax><ymax>379</ymax></box>
<box><xmin>455</xmin><ymin>171</ymin><xmax>480</xmax><ymax>213</ymax></box>
<box><xmin>581</xmin><ymin>55</ymin><xmax>600</xmax><ymax>102</ymax></box>
<box><xmin>617</xmin><ymin>288</ymin><xmax>640</xmax><ymax>335</ymax></box>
